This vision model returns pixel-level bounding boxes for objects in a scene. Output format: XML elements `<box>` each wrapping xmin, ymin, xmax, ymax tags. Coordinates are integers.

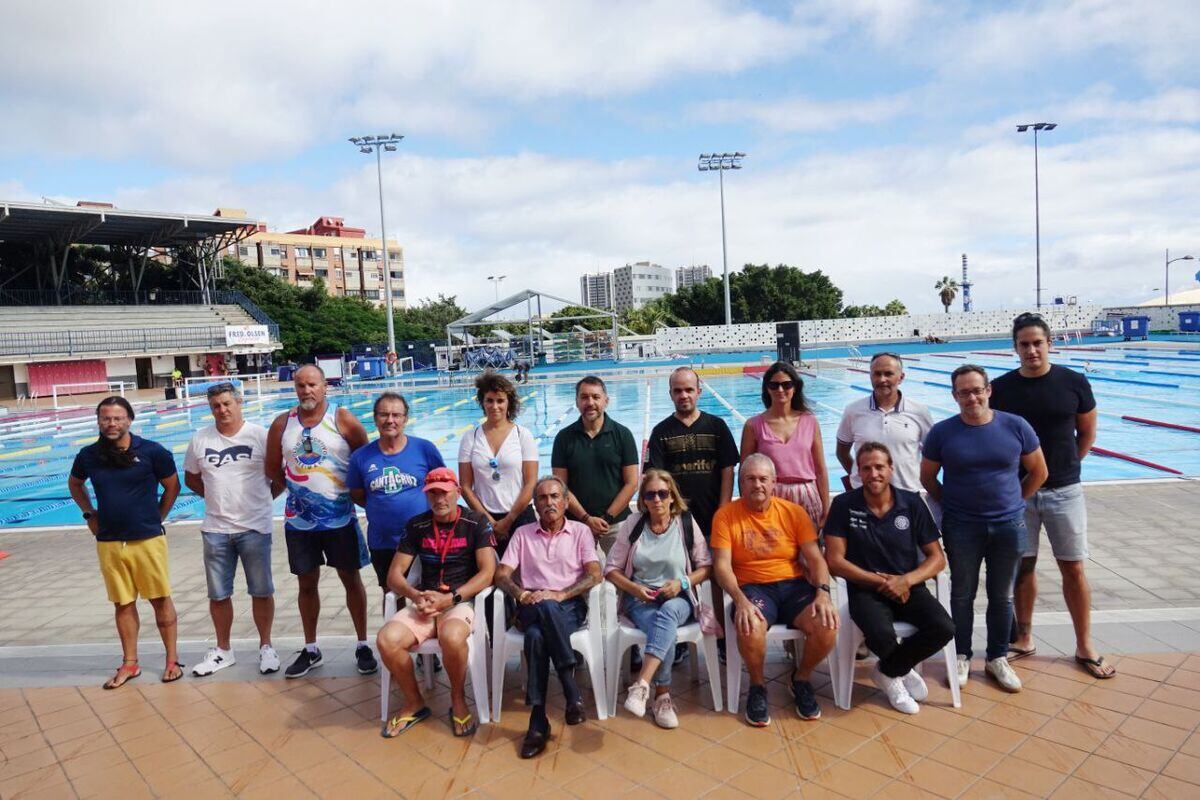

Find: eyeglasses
<box><xmin>488</xmin><ymin>457</ymin><xmax>500</xmax><ymax>482</ymax></box>
<box><xmin>954</xmin><ymin>388</ymin><xmax>989</xmax><ymax>398</ymax></box>
<box><xmin>642</xmin><ymin>489</ymin><xmax>671</xmax><ymax>502</ymax></box>
<box><xmin>767</xmin><ymin>380</ymin><xmax>795</xmax><ymax>391</ymax></box>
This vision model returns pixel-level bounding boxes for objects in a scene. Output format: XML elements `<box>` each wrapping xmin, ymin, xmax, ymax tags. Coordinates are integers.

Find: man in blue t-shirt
<box><xmin>920</xmin><ymin>365</ymin><xmax>1047</xmax><ymax>694</ymax></box>
<box><xmin>67</xmin><ymin>396</ymin><xmax>183</xmax><ymax>688</ymax></box>
<box><xmin>347</xmin><ymin>392</ymin><xmax>446</xmax><ymax>591</ymax></box>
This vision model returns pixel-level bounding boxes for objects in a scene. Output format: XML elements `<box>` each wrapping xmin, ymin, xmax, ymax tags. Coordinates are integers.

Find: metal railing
<box><xmin>0</xmin><ymin>326</ymin><xmax>272</xmax><ymax>358</ymax></box>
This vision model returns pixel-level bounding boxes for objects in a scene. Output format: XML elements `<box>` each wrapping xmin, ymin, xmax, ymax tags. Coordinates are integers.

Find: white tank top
<box><xmin>281</xmin><ymin>403</ymin><xmax>354</xmax><ymax>530</ymax></box>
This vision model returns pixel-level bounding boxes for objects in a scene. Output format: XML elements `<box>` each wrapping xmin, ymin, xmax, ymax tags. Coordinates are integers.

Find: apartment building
<box><xmin>612</xmin><ymin>261</ymin><xmax>672</xmax><ymax>312</ymax></box>
<box><xmin>675</xmin><ymin>264</ymin><xmax>713</xmax><ymax>290</ymax></box>
<box><xmin>216</xmin><ymin>211</ymin><xmax>405</xmax><ymax>308</ymax></box>
<box><xmin>580</xmin><ymin>271</ymin><xmax>614</xmax><ymax>310</ymax></box>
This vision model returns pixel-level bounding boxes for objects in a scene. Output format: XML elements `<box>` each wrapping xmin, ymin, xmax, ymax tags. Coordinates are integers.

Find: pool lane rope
<box><xmin>1120</xmin><ymin>416</ymin><xmax>1200</xmax><ymax>435</ymax></box>
<box><xmin>1089</xmin><ymin>446</ymin><xmax>1183</xmax><ymax>475</ymax></box>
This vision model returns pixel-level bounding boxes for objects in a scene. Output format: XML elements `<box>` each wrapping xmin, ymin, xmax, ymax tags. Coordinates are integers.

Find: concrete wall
<box><xmin>1101</xmin><ymin>304</ymin><xmax>1200</xmax><ymax>330</ymax></box>
<box><xmin>656</xmin><ymin>305</ymin><xmax>1105</xmax><ymax>354</ymax></box>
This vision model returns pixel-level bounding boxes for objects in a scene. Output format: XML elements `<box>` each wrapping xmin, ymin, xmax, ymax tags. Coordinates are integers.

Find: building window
<box><xmin>269</xmin><ymin>247</ymin><xmax>280</xmax><ymax>257</ymax></box>
<box><xmin>295</xmin><ymin>247</ymin><xmax>309</xmax><ymax>258</ymax></box>
<box><xmin>315</xmin><ymin>269</ymin><xmax>328</xmax><ymax>278</ymax></box>
<box><xmin>363</xmin><ymin>250</ymin><xmax>376</xmax><ymax>260</ymax></box>
<box><xmin>313</xmin><ymin>248</ymin><xmax>326</xmax><ymax>259</ymax></box>
<box><xmin>279</xmin><ymin>246</ymin><xmax>288</xmax><ymax>257</ymax></box>
<box><xmin>238</xmin><ymin>246</ymin><xmax>249</xmax><ymax>257</ymax></box>
<box><xmin>392</xmin><ymin>289</ymin><xmax>405</xmax><ymax>298</ymax></box>
<box><xmin>389</xmin><ymin>270</ymin><xmax>402</xmax><ymax>280</ymax></box>
<box><xmin>387</xmin><ymin>250</ymin><xmax>400</xmax><ymax>260</ymax></box>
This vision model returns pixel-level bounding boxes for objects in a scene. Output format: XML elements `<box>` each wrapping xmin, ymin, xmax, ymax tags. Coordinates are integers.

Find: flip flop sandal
<box><xmin>451</xmin><ymin>710</ymin><xmax>477</xmax><ymax>738</ymax></box>
<box><xmin>103</xmin><ymin>662</ymin><xmax>141</xmax><ymax>690</ymax></box>
<box><xmin>1075</xmin><ymin>655</ymin><xmax>1116</xmax><ymax>679</ymax></box>
<box><xmin>1007</xmin><ymin>646</ymin><xmax>1037</xmax><ymax>662</ymax></box>
<box><xmin>161</xmin><ymin>661</ymin><xmax>186</xmax><ymax>683</ymax></box>
<box><xmin>381</xmin><ymin>706</ymin><xmax>431</xmax><ymax>738</ymax></box>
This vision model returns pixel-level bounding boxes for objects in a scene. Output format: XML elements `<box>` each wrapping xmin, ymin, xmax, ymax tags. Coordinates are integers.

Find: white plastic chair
<box><xmin>603</xmin><ymin>580</ymin><xmax>724</xmax><ymax>716</ymax></box>
<box><xmin>724</xmin><ymin>595</ymin><xmax>844</xmax><ymax>714</ymax></box>
<box><xmin>831</xmin><ymin>572</ymin><xmax>960</xmax><ymax>710</ymax></box>
<box><xmin>379</xmin><ymin>587</ymin><xmax>493</xmax><ymax>724</ymax></box>
<box><xmin>490</xmin><ymin>580</ymin><xmax>608</xmax><ymax>722</ymax></box>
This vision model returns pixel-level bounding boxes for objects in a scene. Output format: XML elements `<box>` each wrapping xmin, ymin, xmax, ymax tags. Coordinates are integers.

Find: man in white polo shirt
<box><xmin>836</xmin><ymin>353</ymin><xmax>934</xmax><ymax>494</ymax></box>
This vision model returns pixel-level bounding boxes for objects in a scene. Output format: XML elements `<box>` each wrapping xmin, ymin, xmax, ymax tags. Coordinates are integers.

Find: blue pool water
<box><xmin>2</xmin><ymin>341</ymin><xmax>1199</xmax><ymax>529</ymax></box>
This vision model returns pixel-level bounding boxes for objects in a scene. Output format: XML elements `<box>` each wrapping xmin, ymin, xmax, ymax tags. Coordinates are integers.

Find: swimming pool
<box><xmin>2</xmin><ymin>341</ymin><xmax>1198</xmax><ymax>528</ymax></box>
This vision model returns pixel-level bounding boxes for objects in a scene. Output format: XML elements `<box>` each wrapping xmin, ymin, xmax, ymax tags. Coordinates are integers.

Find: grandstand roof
<box><xmin>0</xmin><ymin>201</ymin><xmax>259</xmax><ymax>247</ymax></box>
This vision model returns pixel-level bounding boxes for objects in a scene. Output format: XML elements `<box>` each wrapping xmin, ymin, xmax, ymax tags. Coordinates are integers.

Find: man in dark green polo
<box><xmin>551</xmin><ymin>375</ymin><xmax>639</xmax><ymax>553</ymax></box>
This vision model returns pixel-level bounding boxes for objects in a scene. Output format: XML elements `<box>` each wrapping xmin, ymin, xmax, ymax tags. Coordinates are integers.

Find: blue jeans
<box><xmin>942</xmin><ymin>513</ymin><xmax>1025</xmax><ymax>661</ymax></box>
<box><xmin>622</xmin><ymin>595</ymin><xmax>694</xmax><ymax>686</ymax></box>
<box><xmin>202</xmin><ymin>531</ymin><xmax>274</xmax><ymax>600</ymax></box>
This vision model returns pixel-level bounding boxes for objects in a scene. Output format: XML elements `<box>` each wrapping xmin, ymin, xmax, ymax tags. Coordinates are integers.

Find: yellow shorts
<box><xmin>96</xmin><ymin>536</ymin><xmax>172</xmax><ymax>605</ymax></box>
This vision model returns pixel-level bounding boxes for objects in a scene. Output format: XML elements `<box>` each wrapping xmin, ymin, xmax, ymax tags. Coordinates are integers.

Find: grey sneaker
<box><xmin>652</xmin><ymin>694</ymin><xmax>679</xmax><ymax>729</ymax></box>
<box><xmin>623</xmin><ymin>680</ymin><xmax>650</xmax><ymax>718</ymax></box>
<box><xmin>986</xmin><ymin>657</ymin><xmax>1022</xmax><ymax>693</ymax></box>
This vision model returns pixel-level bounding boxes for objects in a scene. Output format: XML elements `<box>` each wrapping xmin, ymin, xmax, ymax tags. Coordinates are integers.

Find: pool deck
<box><xmin>1</xmin><ymin>482</ymin><xmax>1199</xmax><ymax>797</ymax></box>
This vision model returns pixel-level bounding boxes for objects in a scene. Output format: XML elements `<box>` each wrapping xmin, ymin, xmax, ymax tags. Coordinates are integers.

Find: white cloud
<box><xmin>689</xmin><ymin>92</ymin><xmax>910</xmax><ymax>133</ymax></box>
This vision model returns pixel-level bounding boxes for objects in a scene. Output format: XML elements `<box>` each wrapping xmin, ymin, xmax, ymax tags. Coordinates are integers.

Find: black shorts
<box><xmin>741</xmin><ymin>578</ymin><xmax>818</xmax><ymax>628</ymax></box>
<box><xmin>284</xmin><ymin>521</ymin><xmax>369</xmax><ymax>576</ymax></box>
<box><xmin>370</xmin><ymin>548</ymin><xmax>396</xmax><ymax>589</ymax></box>
<box><xmin>488</xmin><ymin>505</ymin><xmax>536</xmax><ymax>558</ymax></box>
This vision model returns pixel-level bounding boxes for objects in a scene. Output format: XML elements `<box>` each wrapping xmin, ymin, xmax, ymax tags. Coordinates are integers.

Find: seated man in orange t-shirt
<box><xmin>711</xmin><ymin>453</ymin><xmax>838</xmax><ymax>727</ymax></box>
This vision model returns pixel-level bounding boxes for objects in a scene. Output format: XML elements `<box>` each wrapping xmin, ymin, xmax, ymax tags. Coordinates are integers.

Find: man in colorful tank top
<box><xmin>266</xmin><ymin>364</ymin><xmax>377</xmax><ymax>679</ymax></box>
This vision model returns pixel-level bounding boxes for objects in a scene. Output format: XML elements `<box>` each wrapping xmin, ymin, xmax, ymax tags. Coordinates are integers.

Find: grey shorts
<box><xmin>1023</xmin><ymin>483</ymin><xmax>1088</xmax><ymax>561</ymax></box>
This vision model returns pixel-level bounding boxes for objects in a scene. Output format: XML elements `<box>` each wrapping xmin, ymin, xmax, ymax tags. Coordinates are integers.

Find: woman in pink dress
<box><xmin>740</xmin><ymin>361</ymin><xmax>830</xmax><ymax>527</ymax></box>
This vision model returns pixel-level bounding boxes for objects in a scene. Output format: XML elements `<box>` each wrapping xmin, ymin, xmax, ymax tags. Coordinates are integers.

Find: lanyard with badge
<box><xmin>431</xmin><ymin>508</ymin><xmax>462</xmax><ymax>592</ymax></box>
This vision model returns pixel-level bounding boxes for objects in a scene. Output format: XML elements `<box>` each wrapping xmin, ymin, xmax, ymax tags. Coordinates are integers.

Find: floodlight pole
<box><xmin>698</xmin><ymin>152</ymin><xmax>745</xmax><ymax>328</ymax></box>
<box><xmin>349</xmin><ymin>133</ymin><xmax>404</xmax><ymax>362</ymax></box>
<box><xmin>1165</xmin><ymin>250</ymin><xmax>1196</xmax><ymax>307</ymax></box>
<box><xmin>1016</xmin><ymin>123</ymin><xmax>1056</xmax><ymax>308</ymax></box>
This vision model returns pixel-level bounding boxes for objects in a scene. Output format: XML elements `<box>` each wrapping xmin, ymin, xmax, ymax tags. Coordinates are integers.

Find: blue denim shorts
<box><xmin>202</xmin><ymin>531</ymin><xmax>274</xmax><ymax>600</ymax></box>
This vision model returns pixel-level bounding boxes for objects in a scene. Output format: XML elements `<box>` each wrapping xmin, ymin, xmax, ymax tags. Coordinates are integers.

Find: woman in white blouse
<box><xmin>458</xmin><ymin>370</ymin><xmax>539</xmax><ymax>553</ymax></box>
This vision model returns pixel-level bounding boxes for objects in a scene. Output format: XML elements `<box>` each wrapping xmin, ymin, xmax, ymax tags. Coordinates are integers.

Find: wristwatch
<box><xmin>817</xmin><ymin>583</ymin><xmax>832</xmax><ymax>595</ymax></box>
<box><xmin>680</xmin><ymin>576</ymin><xmax>691</xmax><ymax>591</ymax></box>
<box><xmin>451</xmin><ymin>591</ymin><xmax>463</xmax><ymax>605</ymax></box>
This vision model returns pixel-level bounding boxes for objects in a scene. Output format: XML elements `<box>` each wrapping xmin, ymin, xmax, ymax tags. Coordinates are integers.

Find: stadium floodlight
<box><xmin>348</xmin><ymin>132</ymin><xmax>406</xmax><ymax>365</ymax></box>
<box><xmin>1165</xmin><ymin>251</ymin><xmax>1196</xmax><ymax>306</ymax></box>
<box><xmin>1015</xmin><ymin>121</ymin><xmax>1057</xmax><ymax>308</ymax></box>
<box><xmin>697</xmin><ymin>151</ymin><xmax>747</xmax><ymax>327</ymax></box>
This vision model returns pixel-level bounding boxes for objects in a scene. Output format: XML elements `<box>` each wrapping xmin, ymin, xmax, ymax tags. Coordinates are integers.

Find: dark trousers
<box><xmin>484</xmin><ymin>506</ymin><xmax>538</xmax><ymax>640</ymax></box>
<box><xmin>848</xmin><ymin>583</ymin><xmax>955</xmax><ymax>678</ymax></box>
<box><xmin>517</xmin><ymin>597</ymin><xmax>586</xmax><ymax>706</ymax></box>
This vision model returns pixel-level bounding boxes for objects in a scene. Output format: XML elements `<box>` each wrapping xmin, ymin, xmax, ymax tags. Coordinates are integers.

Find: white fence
<box><xmin>52</xmin><ymin>381</ymin><xmax>130</xmax><ymax>410</ymax></box>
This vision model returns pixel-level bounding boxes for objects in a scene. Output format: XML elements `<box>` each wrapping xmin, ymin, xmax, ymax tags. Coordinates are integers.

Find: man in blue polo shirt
<box><xmin>551</xmin><ymin>375</ymin><xmax>639</xmax><ymax>554</ymax></box>
<box><xmin>825</xmin><ymin>442</ymin><xmax>953</xmax><ymax>714</ymax></box>
<box><xmin>67</xmin><ymin>396</ymin><xmax>183</xmax><ymax>689</ymax></box>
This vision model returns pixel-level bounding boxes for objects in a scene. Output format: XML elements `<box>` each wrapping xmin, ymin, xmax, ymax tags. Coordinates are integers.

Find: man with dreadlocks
<box><xmin>68</xmin><ymin>396</ymin><xmax>183</xmax><ymax>688</ymax></box>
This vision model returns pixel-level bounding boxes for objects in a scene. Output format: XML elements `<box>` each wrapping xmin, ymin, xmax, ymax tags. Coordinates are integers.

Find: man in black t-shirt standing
<box><xmin>376</xmin><ymin>468</ymin><xmax>497</xmax><ymax>738</ymax></box>
<box><xmin>646</xmin><ymin>366</ymin><xmax>739</xmax><ymax>658</ymax></box>
<box><xmin>991</xmin><ymin>313</ymin><xmax>1113</xmax><ymax>679</ymax></box>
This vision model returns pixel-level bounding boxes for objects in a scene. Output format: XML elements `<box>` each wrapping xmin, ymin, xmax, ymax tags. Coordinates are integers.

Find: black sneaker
<box><xmin>285</xmin><ymin>648</ymin><xmax>323</xmax><ymax>679</ymax></box>
<box><xmin>745</xmin><ymin>684</ymin><xmax>771</xmax><ymax>727</ymax></box>
<box><xmin>356</xmin><ymin>645</ymin><xmax>379</xmax><ymax>676</ymax></box>
<box><xmin>673</xmin><ymin>643</ymin><xmax>689</xmax><ymax>667</ymax></box>
<box><xmin>792</xmin><ymin>679</ymin><xmax>821</xmax><ymax>720</ymax></box>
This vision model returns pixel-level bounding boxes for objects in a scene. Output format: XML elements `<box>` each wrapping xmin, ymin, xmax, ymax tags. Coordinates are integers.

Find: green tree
<box><xmin>935</xmin><ymin>276</ymin><xmax>960</xmax><ymax>313</ymax></box>
<box><xmin>619</xmin><ymin>297</ymin><xmax>689</xmax><ymax>335</ymax></box>
<box><xmin>403</xmin><ymin>294</ymin><xmax>468</xmax><ymax>339</ymax></box>
<box><xmin>543</xmin><ymin>305</ymin><xmax>613</xmax><ymax>334</ymax></box>
<box><xmin>842</xmin><ymin>298</ymin><xmax>908</xmax><ymax>318</ymax></box>
<box><xmin>883</xmin><ymin>299</ymin><xmax>908</xmax><ymax>316</ymax></box>
<box><xmin>662</xmin><ymin>264</ymin><xmax>843</xmax><ymax>325</ymax></box>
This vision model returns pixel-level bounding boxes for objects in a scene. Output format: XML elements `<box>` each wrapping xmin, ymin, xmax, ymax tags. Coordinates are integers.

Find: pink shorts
<box><xmin>390</xmin><ymin>602</ymin><xmax>474</xmax><ymax>647</ymax></box>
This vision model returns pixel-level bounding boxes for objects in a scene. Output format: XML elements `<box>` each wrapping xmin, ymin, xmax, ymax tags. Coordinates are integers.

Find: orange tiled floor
<box><xmin>3</xmin><ymin>651</ymin><xmax>1200</xmax><ymax>799</ymax></box>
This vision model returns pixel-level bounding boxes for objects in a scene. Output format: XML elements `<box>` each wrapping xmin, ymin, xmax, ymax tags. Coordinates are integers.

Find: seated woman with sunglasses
<box><xmin>605</xmin><ymin>469</ymin><xmax>713</xmax><ymax>729</ymax></box>
<box><xmin>458</xmin><ymin>370</ymin><xmax>538</xmax><ymax>553</ymax></box>
<box><xmin>740</xmin><ymin>361</ymin><xmax>830</xmax><ymax>527</ymax></box>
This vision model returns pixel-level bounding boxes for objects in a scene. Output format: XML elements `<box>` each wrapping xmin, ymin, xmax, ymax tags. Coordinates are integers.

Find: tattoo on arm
<box><xmin>495</xmin><ymin>571</ymin><xmax>525</xmax><ymax>601</ymax></box>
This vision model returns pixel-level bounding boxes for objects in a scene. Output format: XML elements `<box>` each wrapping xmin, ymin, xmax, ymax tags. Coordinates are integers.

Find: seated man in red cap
<box><xmin>376</xmin><ymin>467</ymin><xmax>497</xmax><ymax>738</ymax></box>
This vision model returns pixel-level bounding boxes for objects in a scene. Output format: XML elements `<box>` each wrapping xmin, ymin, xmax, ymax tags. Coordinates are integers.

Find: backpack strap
<box><xmin>681</xmin><ymin>510</ymin><xmax>695</xmax><ymax>553</ymax></box>
<box><xmin>628</xmin><ymin>512</ymin><xmax>649</xmax><ymax>545</ymax></box>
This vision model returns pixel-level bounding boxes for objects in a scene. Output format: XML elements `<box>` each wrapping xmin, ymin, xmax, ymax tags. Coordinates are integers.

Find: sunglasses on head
<box><xmin>642</xmin><ymin>489</ymin><xmax>671</xmax><ymax>501</ymax></box>
<box><xmin>488</xmin><ymin>457</ymin><xmax>500</xmax><ymax>482</ymax></box>
<box><xmin>767</xmin><ymin>380</ymin><xmax>795</xmax><ymax>391</ymax></box>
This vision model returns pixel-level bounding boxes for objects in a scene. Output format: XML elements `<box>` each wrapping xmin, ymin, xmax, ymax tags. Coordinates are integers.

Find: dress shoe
<box><xmin>519</xmin><ymin>725</ymin><xmax>550</xmax><ymax>759</ymax></box>
<box><xmin>565</xmin><ymin>702</ymin><xmax>586</xmax><ymax>725</ymax></box>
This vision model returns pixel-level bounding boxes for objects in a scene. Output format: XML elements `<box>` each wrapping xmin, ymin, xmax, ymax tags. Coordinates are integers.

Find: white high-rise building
<box><xmin>580</xmin><ymin>272</ymin><xmax>614</xmax><ymax>310</ymax></box>
<box><xmin>612</xmin><ymin>261</ymin><xmax>673</xmax><ymax>312</ymax></box>
<box><xmin>675</xmin><ymin>264</ymin><xmax>712</xmax><ymax>290</ymax></box>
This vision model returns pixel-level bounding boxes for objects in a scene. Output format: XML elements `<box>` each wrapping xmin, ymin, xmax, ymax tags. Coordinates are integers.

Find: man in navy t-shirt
<box><xmin>67</xmin><ymin>396</ymin><xmax>183</xmax><ymax>688</ymax></box>
<box><xmin>921</xmin><ymin>365</ymin><xmax>1046</xmax><ymax>694</ymax></box>
<box><xmin>347</xmin><ymin>392</ymin><xmax>446</xmax><ymax>590</ymax></box>
<box><xmin>826</xmin><ymin>442</ymin><xmax>953</xmax><ymax>715</ymax></box>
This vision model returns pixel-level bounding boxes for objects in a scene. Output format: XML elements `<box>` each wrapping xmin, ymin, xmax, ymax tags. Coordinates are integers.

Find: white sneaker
<box><xmin>652</xmin><ymin>694</ymin><xmax>679</xmax><ymax>729</ymax></box>
<box><xmin>902</xmin><ymin>670</ymin><xmax>928</xmax><ymax>702</ymax></box>
<box><xmin>192</xmin><ymin>648</ymin><xmax>235</xmax><ymax>677</ymax></box>
<box><xmin>986</xmin><ymin>657</ymin><xmax>1022</xmax><ymax>693</ymax></box>
<box><xmin>624</xmin><ymin>680</ymin><xmax>650</xmax><ymax>717</ymax></box>
<box><xmin>956</xmin><ymin>654</ymin><xmax>970</xmax><ymax>685</ymax></box>
<box><xmin>259</xmin><ymin>645</ymin><xmax>280</xmax><ymax>675</ymax></box>
<box><xmin>872</xmin><ymin>667</ymin><xmax>919</xmax><ymax>714</ymax></box>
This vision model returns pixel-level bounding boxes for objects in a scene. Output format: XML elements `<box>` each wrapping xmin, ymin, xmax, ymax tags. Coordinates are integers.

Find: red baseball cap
<box><xmin>422</xmin><ymin>467</ymin><xmax>459</xmax><ymax>493</ymax></box>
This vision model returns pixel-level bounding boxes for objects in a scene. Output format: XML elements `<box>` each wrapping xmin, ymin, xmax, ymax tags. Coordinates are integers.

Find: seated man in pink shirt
<box><xmin>494</xmin><ymin>475</ymin><xmax>602</xmax><ymax>759</ymax></box>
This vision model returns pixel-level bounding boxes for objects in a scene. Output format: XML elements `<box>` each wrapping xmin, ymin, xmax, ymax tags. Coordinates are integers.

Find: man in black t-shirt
<box><xmin>645</xmin><ymin>366</ymin><xmax>739</xmax><ymax>661</ymax></box>
<box><xmin>825</xmin><ymin>442</ymin><xmax>954</xmax><ymax>714</ymax></box>
<box><xmin>990</xmin><ymin>313</ymin><xmax>1112</xmax><ymax>679</ymax></box>
<box><xmin>376</xmin><ymin>468</ymin><xmax>497</xmax><ymax>737</ymax></box>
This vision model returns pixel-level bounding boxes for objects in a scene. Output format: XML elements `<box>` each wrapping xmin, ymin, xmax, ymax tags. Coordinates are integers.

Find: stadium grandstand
<box><xmin>0</xmin><ymin>200</ymin><xmax>281</xmax><ymax>402</ymax></box>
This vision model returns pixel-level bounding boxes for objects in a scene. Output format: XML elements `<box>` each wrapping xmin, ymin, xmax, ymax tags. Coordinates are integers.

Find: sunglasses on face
<box><xmin>767</xmin><ymin>380</ymin><xmax>795</xmax><ymax>391</ymax></box>
<box><xmin>488</xmin><ymin>457</ymin><xmax>500</xmax><ymax>482</ymax></box>
<box><xmin>642</xmin><ymin>489</ymin><xmax>671</xmax><ymax>502</ymax></box>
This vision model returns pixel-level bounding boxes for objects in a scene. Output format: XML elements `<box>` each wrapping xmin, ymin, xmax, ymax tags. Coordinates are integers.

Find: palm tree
<box><xmin>935</xmin><ymin>276</ymin><xmax>960</xmax><ymax>313</ymax></box>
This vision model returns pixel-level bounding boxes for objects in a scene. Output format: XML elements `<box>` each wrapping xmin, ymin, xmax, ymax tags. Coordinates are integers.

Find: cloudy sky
<box><xmin>2</xmin><ymin>0</ymin><xmax>1198</xmax><ymax>314</ymax></box>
